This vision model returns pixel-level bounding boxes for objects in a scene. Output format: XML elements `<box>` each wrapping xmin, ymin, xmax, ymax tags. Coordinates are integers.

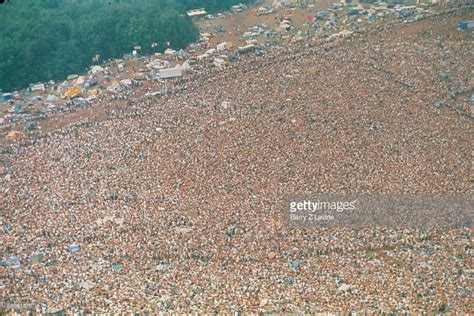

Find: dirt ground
<box><xmin>197</xmin><ymin>0</ymin><xmax>337</xmax><ymax>47</ymax></box>
<box><xmin>0</xmin><ymin>0</ymin><xmax>343</xmax><ymax>142</ymax></box>
<box><xmin>1</xmin><ymin>3</ymin><xmax>472</xmax><ymax>143</ymax></box>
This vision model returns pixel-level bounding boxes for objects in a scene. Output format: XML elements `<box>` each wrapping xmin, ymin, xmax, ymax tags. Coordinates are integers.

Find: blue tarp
<box><xmin>458</xmin><ymin>21</ymin><xmax>474</xmax><ymax>30</ymax></box>
<box><xmin>30</xmin><ymin>251</ymin><xmax>44</xmax><ymax>262</ymax></box>
<box><xmin>2</xmin><ymin>224</ymin><xmax>10</xmax><ymax>233</ymax></box>
<box><xmin>112</xmin><ymin>263</ymin><xmax>122</xmax><ymax>271</ymax></box>
<box><xmin>291</xmin><ymin>260</ymin><xmax>301</xmax><ymax>269</ymax></box>
<box><xmin>2</xmin><ymin>93</ymin><xmax>12</xmax><ymax>101</ymax></box>
<box><xmin>2</xmin><ymin>255</ymin><xmax>21</xmax><ymax>267</ymax></box>
<box><xmin>157</xmin><ymin>263</ymin><xmax>172</xmax><ymax>271</ymax></box>
<box><xmin>68</xmin><ymin>244</ymin><xmax>80</xmax><ymax>253</ymax></box>
<box><xmin>25</xmin><ymin>121</ymin><xmax>36</xmax><ymax>131</ymax></box>
<box><xmin>284</xmin><ymin>277</ymin><xmax>294</xmax><ymax>286</ymax></box>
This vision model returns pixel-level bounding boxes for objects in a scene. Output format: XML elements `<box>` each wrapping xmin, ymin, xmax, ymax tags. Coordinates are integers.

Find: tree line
<box><xmin>0</xmin><ymin>0</ymin><xmax>250</xmax><ymax>91</ymax></box>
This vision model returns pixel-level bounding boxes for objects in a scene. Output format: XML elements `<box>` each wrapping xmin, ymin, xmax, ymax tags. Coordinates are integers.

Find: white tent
<box><xmin>217</xmin><ymin>42</ymin><xmax>228</xmax><ymax>51</ymax></box>
<box><xmin>181</xmin><ymin>61</ymin><xmax>191</xmax><ymax>71</ymax></box>
<box><xmin>91</xmin><ymin>65</ymin><xmax>104</xmax><ymax>74</ymax></box>
<box><xmin>57</xmin><ymin>81</ymin><xmax>69</xmax><ymax>94</ymax></box>
<box><xmin>80</xmin><ymin>280</ymin><xmax>94</xmax><ymax>290</ymax></box>
<box><xmin>164</xmin><ymin>48</ymin><xmax>176</xmax><ymax>55</ymax></box>
<box><xmin>197</xmin><ymin>54</ymin><xmax>209</xmax><ymax>61</ymax></box>
<box><xmin>187</xmin><ymin>8</ymin><xmax>207</xmax><ymax>17</ymax></box>
<box><xmin>337</xmin><ymin>284</ymin><xmax>353</xmax><ymax>292</ymax></box>
<box><xmin>160</xmin><ymin>68</ymin><xmax>182</xmax><ymax>79</ymax></box>
<box><xmin>214</xmin><ymin>58</ymin><xmax>225</xmax><ymax>67</ymax></box>
<box><xmin>75</xmin><ymin>76</ymin><xmax>85</xmax><ymax>86</ymax></box>
<box><xmin>120</xmin><ymin>79</ymin><xmax>133</xmax><ymax>85</ymax></box>
<box><xmin>46</xmin><ymin>95</ymin><xmax>59</xmax><ymax>102</ymax></box>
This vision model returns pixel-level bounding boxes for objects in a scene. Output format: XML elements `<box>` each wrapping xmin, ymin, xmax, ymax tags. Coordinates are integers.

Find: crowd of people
<box><xmin>0</xmin><ymin>4</ymin><xmax>472</xmax><ymax>314</ymax></box>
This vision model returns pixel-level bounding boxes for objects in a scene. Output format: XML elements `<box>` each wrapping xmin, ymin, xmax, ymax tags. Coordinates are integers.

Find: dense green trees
<box><xmin>0</xmin><ymin>0</ymin><xmax>251</xmax><ymax>91</ymax></box>
<box><xmin>0</xmin><ymin>0</ymin><xmax>256</xmax><ymax>91</ymax></box>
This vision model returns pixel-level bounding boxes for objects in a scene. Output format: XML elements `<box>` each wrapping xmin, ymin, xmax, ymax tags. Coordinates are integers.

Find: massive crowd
<box><xmin>0</xmin><ymin>5</ymin><xmax>472</xmax><ymax>314</ymax></box>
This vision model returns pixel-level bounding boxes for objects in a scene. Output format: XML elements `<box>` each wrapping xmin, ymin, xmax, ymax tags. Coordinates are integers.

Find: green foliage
<box><xmin>438</xmin><ymin>303</ymin><xmax>448</xmax><ymax>313</ymax></box>
<box><xmin>0</xmin><ymin>0</ymin><xmax>202</xmax><ymax>91</ymax></box>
